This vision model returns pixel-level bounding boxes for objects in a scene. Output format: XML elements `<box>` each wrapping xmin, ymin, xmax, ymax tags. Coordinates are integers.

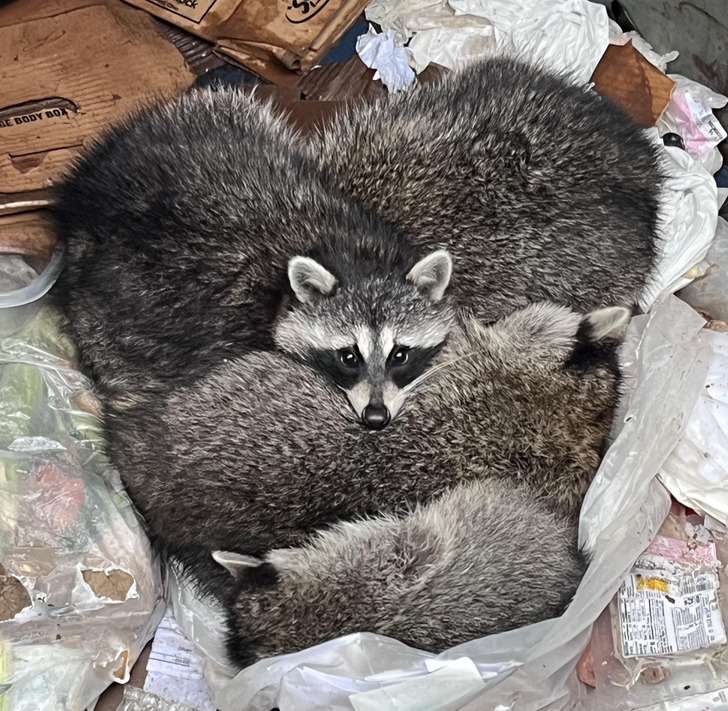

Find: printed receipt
<box><xmin>144</xmin><ymin>610</ymin><xmax>216</xmax><ymax>711</ymax></box>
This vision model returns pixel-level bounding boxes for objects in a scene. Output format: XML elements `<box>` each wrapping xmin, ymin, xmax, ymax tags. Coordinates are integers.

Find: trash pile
<box><xmin>0</xmin><ymin>1</ymin><xmax>727</xmax><ymax>710</ymax></box>
<box><xmin>0</xmin><ymin>247</ymin><xmax>163</xmax><ymax>710</ymax></box>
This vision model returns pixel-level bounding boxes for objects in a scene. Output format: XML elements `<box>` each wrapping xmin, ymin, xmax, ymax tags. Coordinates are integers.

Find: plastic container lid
<box><xmin>0</xmin><ymin>244</ymin><xmax>64</xmax><ymax>309</ymax></box>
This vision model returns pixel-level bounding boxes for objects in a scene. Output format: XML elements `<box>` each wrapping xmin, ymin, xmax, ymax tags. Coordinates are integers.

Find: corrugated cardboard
<box><xmin>121</xmin><ymin>0</ymin><xmax>370</xmax><ymax>84</ymax></box>
<box><xmin>0</xmin><ymin>0</ymin><xmax>194</xmax><ymax>195</ymax></box>
<box><xmin>591</xmin><ymin>40</ymin><xmax>676</xmax><ymax>127</ymax></box>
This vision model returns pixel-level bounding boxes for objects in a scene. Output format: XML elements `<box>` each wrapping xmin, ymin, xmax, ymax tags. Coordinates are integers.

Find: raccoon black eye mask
<box><xmin>275</xmin><ymin>250</ymin><xmax>455</xmax><ymax>429</ymax></box>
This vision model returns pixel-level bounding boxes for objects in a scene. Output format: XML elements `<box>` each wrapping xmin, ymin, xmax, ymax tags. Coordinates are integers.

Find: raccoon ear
<box><xmin>564</xmin><ymin>306</ymin><xmax>630</xmax><ymax>372</ymax></box>
<box><xmin>213</xmin><ymin>550</ymin><xmax>263</xmax><ymax>577</ymax></box>
<box><xmin>406</xmin><ymin>250</ymin><xmax>452</xmax><ymax>302</ymax></box>
<box><xmin>288</xmin><ymin>256</ymin><xmax>337</xmax><ymax>304</ymax></box>
<box><xmin>213</xmin><ymin>551</ymin><xmax>280</xmax><ymax>586</ymax></box>
<box><xmin>585</xmin><ymin>306</ymin><xmax>631</xmax><ymax>341</ymax></box>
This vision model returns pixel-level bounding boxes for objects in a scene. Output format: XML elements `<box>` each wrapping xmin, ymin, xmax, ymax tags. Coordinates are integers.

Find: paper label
<box><xmin>144</xmin><ymin>611</ymin><xmax>216</xmax><ymax>711</ymax></box>
<box><xmin>661</xmin><ymin>688</ymin><xmax>728</xmax><ymax>711</ymax></box>
<box><xmin>617</xmin><ymin>535</ymin><xmax>726</xmax><ymax>658</ymax></box>
<box><xmin>684</xmin><ymin>90</ymin><xmax>728</xmax><ymax>145</ymax></box>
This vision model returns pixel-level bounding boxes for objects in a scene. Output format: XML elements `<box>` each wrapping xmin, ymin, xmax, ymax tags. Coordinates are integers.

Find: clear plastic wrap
<box><xmin>0</xmin><ymin>255</ymin><xmax>163</xmax><ymax>711</ymax></box>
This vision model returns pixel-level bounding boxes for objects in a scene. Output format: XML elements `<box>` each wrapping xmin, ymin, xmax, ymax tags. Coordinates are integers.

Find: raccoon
<box><xmin>215</xmin><ymin>477</ymin><xmax>588</xmax><ymax>667</ymax></box>
<box><xmin>104</xmin><ymin>302</ymin><xmax>628</xmax><ymax>598</ymax></box>
<box><xmin>54</xmin><ymin>57</ymin><xmax>661</xmax><ymax>429</ymax></box>
<box><xmin>51</xmin><ymin>88</ymin><xmax>454</xmax><ymax>429</ymax></box>
<box><xmin>307</xmin><ymin>56</ymin><xmax>664</xmax><ymax>323</ymax></box>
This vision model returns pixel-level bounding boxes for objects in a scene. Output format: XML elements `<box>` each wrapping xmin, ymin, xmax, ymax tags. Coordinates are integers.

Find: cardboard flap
<box><xmin>0</xmin><ymin>1</ymin><xmax>193</xmax><ymax>194</ymax></box>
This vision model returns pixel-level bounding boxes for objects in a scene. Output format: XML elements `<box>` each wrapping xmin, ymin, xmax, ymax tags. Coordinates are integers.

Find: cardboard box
<box><xmin>0</xmin><ymin>211</ymin><xmax>56</xmax><ymax>263</ymax></box>
<box><xmin>591</xmin><ymin>40</ymin><xmax>676</xmax><ymax>127</ymax></box>
<box><xmin>0</xmin><ymin>0</ymin><xmax>194</xmax><ymax>197</ymax></box>
<box><xmin>121</xmin><ymin>0</ymin><xmax>370</xmax><ymax>84</ymax></box>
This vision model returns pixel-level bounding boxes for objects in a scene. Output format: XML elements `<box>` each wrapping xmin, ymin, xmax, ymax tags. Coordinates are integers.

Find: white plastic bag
<box><xmin>167</xmin><ymin>296</ymin><xmax>709</xmax><ymax>711</ymax></box>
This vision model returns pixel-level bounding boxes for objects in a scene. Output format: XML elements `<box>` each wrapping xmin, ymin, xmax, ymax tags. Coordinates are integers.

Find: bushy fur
<box><xmin>309</xmin><ymin>57</ymin><xmax>663</xmax><ymax>321</ymax></box>
<box><xmin>221</xmin><ymin>478</ymin><xmax>587</xmax><ymax>667</ymax></box>
<box><xmin>53</xmin><ymin>58</ymin><xmax>661</xmax><ymax>404</ymax></box>
<box><xmin>104</xmin><ymin>302</ymin><xmax>625</xmax><ymax>600</ymax></box>
<box><xmin>51</xmin><ymin>89</ymin><xmax>429</xmax><ymax>395</ymax></box>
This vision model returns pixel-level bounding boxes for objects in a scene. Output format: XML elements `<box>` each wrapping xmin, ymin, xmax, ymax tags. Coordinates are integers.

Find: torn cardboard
<box><xmin>121</xmin><ymin>0</ymin><xmax>370</xmax><ymax>84</ymax></box>
<box><xmin>0</xmin><ymin>0</ymin><xmax>194</xmax><ymax>195</ymax></box>
<box><xmin>0</xmin><ymin>563</ymin><xmax>32</xmax><ymax>622</ymax></box>
<box><xmin>591</xmin><ymin>40</ymin><xmax>676</xmax><ymax>127</ymax></box>
<box><xmin>82</xmin><ymin>569</ymin><xmax>135</xmax><ymax>602</ymax></box>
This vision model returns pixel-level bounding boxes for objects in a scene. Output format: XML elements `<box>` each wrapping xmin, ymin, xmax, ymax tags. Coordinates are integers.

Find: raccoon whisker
<box><xmin>402</xmin><ymin>352</ymin><xmax>477</xmax><ymax>394</ymax></box>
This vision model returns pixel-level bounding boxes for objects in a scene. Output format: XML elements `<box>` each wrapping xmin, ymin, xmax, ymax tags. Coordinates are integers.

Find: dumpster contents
<box><xmin>0</xmin><ymin>251</ymin><xmax>163</xmax><ymax>710</ymax></box>
<box><xmin>0</xmin><ymin>0</ymin><xmax>193</xmax><ymax>197</ymax></box>
<box><xmin>658</xmin><ymin>328</ymin><xmax>728</xmax><ymax>525</ymax></box>
<box><xmin>119</xmin><ymin>0</ymin><xmax>370</xmax><ymax>84</ymax></box>
<box><xmin>362</xmin><ymin>0</ymin><xmax>610</xmax><ymax>81</ymax></box>
<box><xmin>2</xmin><ymin>0</ymin><xmax>728</xmax><ymax>709</ymax></box>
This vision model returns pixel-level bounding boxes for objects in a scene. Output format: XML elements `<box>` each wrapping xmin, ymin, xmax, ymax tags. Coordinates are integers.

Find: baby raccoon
<box><xmin>104</xmin><ymin>302</ymin><xmax>628</xmax><ymax>599</ymax></box>
<box><xmin>216</xmin><ymin>477</ymin><xmax>588</xmax><ymax>667</ymax></box>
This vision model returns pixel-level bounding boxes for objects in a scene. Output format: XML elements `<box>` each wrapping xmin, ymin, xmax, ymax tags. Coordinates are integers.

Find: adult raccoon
<box><xmin>309</xmin><ymin>56</ymin><xmax>663</xmax><ymax>325</ymax></box>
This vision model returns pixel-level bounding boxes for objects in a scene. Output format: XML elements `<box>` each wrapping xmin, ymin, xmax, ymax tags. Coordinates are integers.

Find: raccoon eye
<box><xmin>390</xmin><ymin>347</ymin><xmax>409</xmax><ymax>365</ymax></box>
<box><xmin>338</xmin><ymin>348</ymin><xmax>359</xmax><ymax>368</ymax></box>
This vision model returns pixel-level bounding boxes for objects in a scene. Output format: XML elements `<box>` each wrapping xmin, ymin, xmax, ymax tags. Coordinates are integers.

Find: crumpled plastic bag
<box><xmin>167</xmin><ymin>295</ymin><xmax>709</xmax><ymax>711</ymax></box>
<box><xmin>0</xmin><ymin>259</ymin><xmax>163</xmax><ymax>710</ymax></box>
<box><xmin>657</xmin><ymin>327</ymin><xmax>728</xmax><ymax>527</ymax></box>
<box><xmin>680</xmin><ymin>216</ymin><xmax>728</xmax><ymax>324</ymax></box>
<box><xmin>362</xmin><ymin>0</ymin><xmax>609</xmax><ymax>82</ymax></box>
<box><xmin>639</xmin><ymin>134</ymin><xmax>723</xmax><ymax>311</ymax></box>
<box><xmin>657</xmin><ymin>74</ymin><xmax>728</xmax><ymax>172</ymax></box>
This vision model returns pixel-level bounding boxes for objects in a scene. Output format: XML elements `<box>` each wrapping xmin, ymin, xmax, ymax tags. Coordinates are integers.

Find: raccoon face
<box><xmin>274</xmin><ymin>250</ymin><xmax>455</xmax><ymax>429</ymax></box>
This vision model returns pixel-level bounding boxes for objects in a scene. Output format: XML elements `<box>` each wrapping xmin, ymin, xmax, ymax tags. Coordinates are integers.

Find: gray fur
<box><xmin>53</xmin><ymin>58</ymin><xmax>661</xmax><ymax>425</ymax></box>
<box><xmin>104</xmin><ymin>302</ymin><xmax>626</xmax><ymax>603</ymax></box>
<box><xmin>51</xmin><ymin>88</ymin><xmax>441</xmax><ymax>411</ymax></box>
<box><xmin>218</xmin><ymin>477</ymin><xmax>587</xmax><ymax>667</ymax></box>
<box><xmin>309</xmin><ymin>57</ymin><xmax>663</xmax><ymax>322</ymax></box>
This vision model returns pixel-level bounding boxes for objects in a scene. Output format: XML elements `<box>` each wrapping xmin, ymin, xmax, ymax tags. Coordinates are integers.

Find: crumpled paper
<box><xmin>356</xmin><ymin>26</ymin><xmax>416</xmax><ymax>92</ymax></box>
<box><xmin>169</xmin><ymin>296</ymin><xmax>709</xmax><ymax>711</ymax></box>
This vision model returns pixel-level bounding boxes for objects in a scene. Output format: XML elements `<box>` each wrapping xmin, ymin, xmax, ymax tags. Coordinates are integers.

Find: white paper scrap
<box><xmin>144</xmin><ymin>610</ymin><xmax>216</xmax><ymax>711</ymax></box>
<box><xmin>356</xmin><ymin>26</ymin><xmax>416</xmax><ymax>92</ymax></box>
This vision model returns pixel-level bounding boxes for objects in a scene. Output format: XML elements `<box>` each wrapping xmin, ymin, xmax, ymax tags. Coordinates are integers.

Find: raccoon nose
<box><xmin>362</xmin><ymin>404</ymin><xmax>390</xmax><ymax>430</ymax></box>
